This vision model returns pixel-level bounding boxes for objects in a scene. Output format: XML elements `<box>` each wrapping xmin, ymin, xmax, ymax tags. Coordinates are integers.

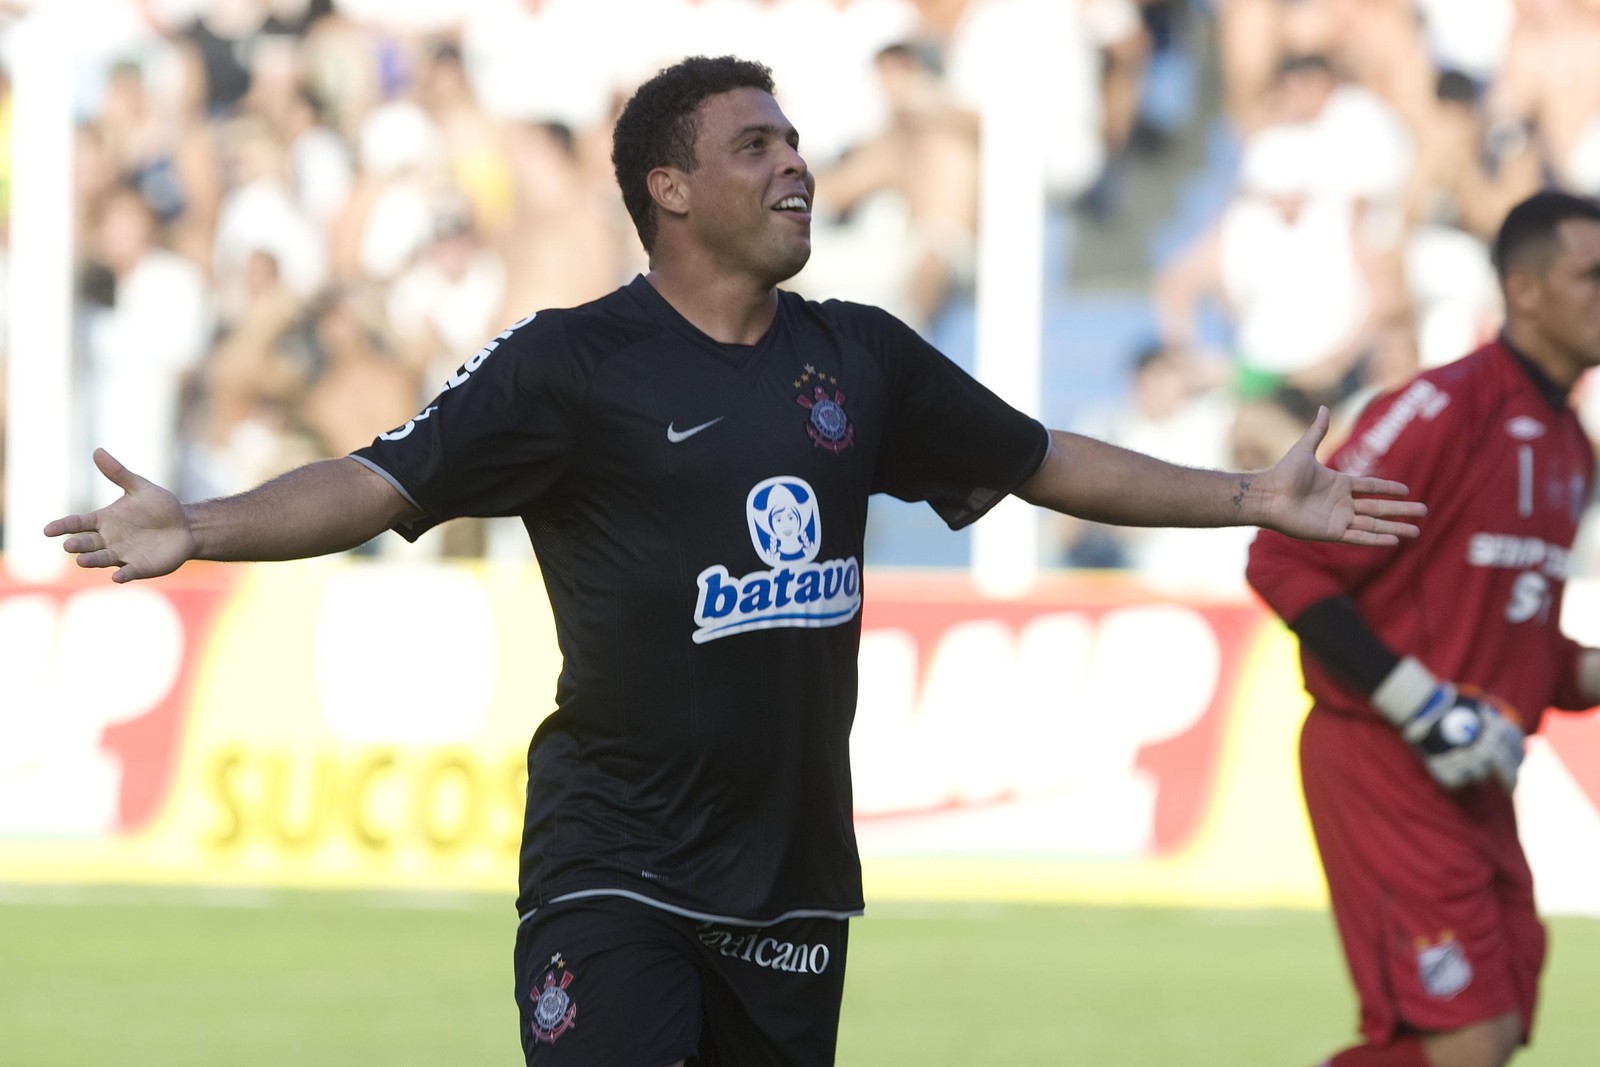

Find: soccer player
<box><xmin>49</xmin><ymin>56</ymin><xmax>1423</xmax><ymax>1066</ymax></box>
<box><xmin>1247</xmin><ymin>191</ymin><xmax>1600</xmax><ymax>1067</ymax></box>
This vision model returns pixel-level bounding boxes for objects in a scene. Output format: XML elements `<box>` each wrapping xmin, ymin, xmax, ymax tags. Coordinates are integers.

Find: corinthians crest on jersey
<box><xmin>793</xmin><ymin>362</ymin><xmax>854</xmax><ymax>453</ymax></box>
<box><xmin>692</xmin><ymin>475</ymin><xmax>862</xmax><ymax>643</ymax></box>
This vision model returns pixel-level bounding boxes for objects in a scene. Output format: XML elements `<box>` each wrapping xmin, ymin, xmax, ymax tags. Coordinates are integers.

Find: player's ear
<box><xmin>648</xmin><ymin>167</ymin><xmax>690</xmax><ymax>221</ymax></box>
<box><xmin>1502</xmin><ymin>265</ymin><xmax>1542</xmax><ymax>318</ymax></box>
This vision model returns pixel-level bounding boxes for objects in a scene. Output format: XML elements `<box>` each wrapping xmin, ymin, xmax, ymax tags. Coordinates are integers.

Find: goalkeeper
<box><xmin>1247</xmin><ymin>191</ymin><xmax>1600</xmax><ymax>1067</ymax></box>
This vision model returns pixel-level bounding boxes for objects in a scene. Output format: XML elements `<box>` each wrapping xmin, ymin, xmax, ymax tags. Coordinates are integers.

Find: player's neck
<box><xmin>643</xmin><ymin>266</ymin><xmax>779</xmax><ymax>346</ymax></box>
<box><xmin>1503</xmin><ymin>322</ymin><xmax>1582</xmax><ymax>393</ymax></box>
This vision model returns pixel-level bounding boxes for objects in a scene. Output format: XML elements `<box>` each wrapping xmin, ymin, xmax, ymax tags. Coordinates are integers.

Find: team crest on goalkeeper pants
<box><xmin>1416</xmin><ymin>934</ymin><xmax>1473</xmax><ymax>998</ymax></box>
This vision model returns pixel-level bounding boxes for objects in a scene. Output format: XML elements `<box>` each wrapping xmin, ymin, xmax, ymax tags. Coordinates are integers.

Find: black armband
<box><xmin>1288</xmin><ymin>595</ymin><xmax>1401</xmax><ymax>696</ymax></box>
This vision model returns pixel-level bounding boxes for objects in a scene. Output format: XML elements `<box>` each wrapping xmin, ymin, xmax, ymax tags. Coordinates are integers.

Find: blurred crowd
<box><xmin>0</xmin><ymin>0</ymin><xmax>1155</xmax><ymax>558</ymax></box>
<box><xmin>0</xmin><ymin>0</ymin><xmax>1597</xmax><ymax>573</ymax></box>
<box><xmin>1060</xmin><ymin>0</ymin><xmax>1600</xmax><ymax>584</ymax></box>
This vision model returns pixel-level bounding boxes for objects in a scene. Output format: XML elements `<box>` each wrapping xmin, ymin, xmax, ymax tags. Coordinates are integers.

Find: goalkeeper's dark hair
<box><xmin>612</xmin><ymin>55</ymin><xmax>776</xmax><ymax>253</ymax></box>
<box><xmin>1492</xmin><ymin>191</ymin><xmax>1600</xmax><ymax>280</ymax></box>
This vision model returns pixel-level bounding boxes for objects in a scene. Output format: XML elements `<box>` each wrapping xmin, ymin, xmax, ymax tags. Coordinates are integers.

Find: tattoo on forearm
<box><xmin>1233</xmin><ymin>479</ymin><xmax>1250</xmax><ymax>510</ymax></box>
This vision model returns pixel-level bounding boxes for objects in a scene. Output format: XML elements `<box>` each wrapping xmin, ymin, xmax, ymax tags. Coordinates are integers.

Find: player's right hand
<box><xmin>1397</xmin><ymin>683</ymin><xmax>1525</xmax><ymax>791</ymax></box>
<box><xmin>42</xmin><ymin>448</ymin><xmax>196</xmax><ymax>583</ymax></box>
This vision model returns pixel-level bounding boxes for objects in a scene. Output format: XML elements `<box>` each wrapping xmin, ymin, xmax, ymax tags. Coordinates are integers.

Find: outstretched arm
<box><xmin>1016</xmin><ymin>406</ymin><xmax>1425</xmax><ymax>546</ymax></box>
<box><xmin>44</xmin><ymin>448</ymin><xmax>418</xmax><ymax>583</ymax></box>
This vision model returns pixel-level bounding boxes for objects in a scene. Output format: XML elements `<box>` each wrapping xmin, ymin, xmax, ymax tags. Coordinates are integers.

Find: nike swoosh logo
<box><xmin>666</xmin><ymin>417</ymin><xmax>725</xmax><ymax>443</ymax></box>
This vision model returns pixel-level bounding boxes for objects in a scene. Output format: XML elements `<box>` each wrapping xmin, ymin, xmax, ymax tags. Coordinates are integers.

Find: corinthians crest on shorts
<box><xmin>529</xmin><ymin>953</ymin><xmax>578</xmax><ymax>1043</ymax></box>
<box><xmin>793</xmin><ymin>364</ymin><xmax>853</xmax><ymax>453</ymax></box>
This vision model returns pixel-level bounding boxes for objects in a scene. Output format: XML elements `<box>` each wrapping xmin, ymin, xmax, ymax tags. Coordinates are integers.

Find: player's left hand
<box><xmin>1256</xmin><ymin>406</ymin><xmax>1426</xmax><ymax>546</ymax></box>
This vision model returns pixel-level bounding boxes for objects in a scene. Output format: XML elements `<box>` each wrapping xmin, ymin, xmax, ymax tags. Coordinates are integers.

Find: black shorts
<box><xmin>512</xmin><ymin>895</ymin><xmax>851</xmax><ymax>1066</ymax></box>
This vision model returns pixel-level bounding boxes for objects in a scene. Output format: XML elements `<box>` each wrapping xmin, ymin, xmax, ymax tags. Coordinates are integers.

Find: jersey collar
<box><xmin>625</xmin><ymin>274</ymin><xmax>778</xmax><ymax>367</ymax></box>
<box><xmin>1498</xmin><ymin>333</ymin><xmax>1570</xmax><ymax>409</ymax></box>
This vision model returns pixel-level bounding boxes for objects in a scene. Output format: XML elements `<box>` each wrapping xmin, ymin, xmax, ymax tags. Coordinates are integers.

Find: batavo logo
<box><xmin>0</xmin><ymin>580</ymin><xmax>229</xmax><ymax>838</ymax></box>
<box><xmin>849</xmin><ymin>577</ymin><xmax>1256</xmax><ymax>859</ymax></box>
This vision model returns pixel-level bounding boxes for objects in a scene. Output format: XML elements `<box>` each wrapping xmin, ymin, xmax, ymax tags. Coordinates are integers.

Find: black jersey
<box><xmin>353</xmin><ymin>276</ymin><xmax>1048</xmax><ymax>924</ymax></box>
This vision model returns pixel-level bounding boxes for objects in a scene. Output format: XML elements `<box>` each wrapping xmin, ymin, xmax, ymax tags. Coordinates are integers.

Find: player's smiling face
<box><xmin>683</xmin><ymin>87</ymin><xmax>814</xmax><ymax>285</ymax></box>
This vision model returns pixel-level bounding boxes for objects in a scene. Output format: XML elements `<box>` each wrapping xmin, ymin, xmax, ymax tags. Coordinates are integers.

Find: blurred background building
<box><xmin>3</xmin><ymin>0</ymin><xmax>1600</xmax><ymax>584</ymax></box>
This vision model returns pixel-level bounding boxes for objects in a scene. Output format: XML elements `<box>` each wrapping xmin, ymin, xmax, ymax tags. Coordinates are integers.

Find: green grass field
<box><xmin>3</xmin><ymin>887</ymin><xmax>1597</xmax><ymax>1065</ymax></box>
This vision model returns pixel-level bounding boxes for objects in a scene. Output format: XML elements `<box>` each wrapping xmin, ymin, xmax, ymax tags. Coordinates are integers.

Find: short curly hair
<box><xmin>612</xmin><ymin>55</ymin><xmax>776</xmax><ymax>253</ymax></box>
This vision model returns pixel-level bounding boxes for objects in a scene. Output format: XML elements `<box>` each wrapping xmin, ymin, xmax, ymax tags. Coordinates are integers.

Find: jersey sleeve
<box><xmin>350</xmin><ymin>312</ymin><xmax>585</xmax><ymax>541</ymax></box>
<box><xmin>837</xmin><ymin>303</ymin><xmax>1048</xmax><ymax>529</ymax></box>
<box><xmin>1246</xmin><ymin>373</ymin><xmax>1467</xmax><ymax>624</ymax></box>
<box><xmin>1548</xmin><ymin>637</ymin><xmax>1594</xmax><ymax>712</ymax></box>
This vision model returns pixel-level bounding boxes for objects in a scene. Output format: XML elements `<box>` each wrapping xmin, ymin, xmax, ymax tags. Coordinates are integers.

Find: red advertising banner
<box><xmin>2</xmin><ymin>562</ymin><xmax>1597</xmax><ymax>914</ymax></box>
<box><xmin>853</xmin><ymin>573</ymin><xmax>1259</xmax><ymax>858</ymax></box>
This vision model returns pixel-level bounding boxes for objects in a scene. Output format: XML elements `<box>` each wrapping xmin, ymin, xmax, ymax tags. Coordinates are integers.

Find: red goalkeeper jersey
<box><xmin>1248</xmin><ymin>340</ymin><xmax>1596</xmax><ymax>732</ymax></box>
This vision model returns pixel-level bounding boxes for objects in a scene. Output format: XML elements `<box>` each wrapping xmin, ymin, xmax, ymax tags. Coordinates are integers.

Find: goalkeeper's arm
<box><xmin>1290</xmin><ymin>595</ymin><xmax>1525</xmax><ymax>790</ymax></box>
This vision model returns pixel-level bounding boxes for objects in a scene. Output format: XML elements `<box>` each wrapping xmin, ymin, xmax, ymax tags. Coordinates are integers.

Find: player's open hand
<box><xmin>1258</xmin><ymin>406</ymin><xmax>1426</xmax><ymax>546</ymax></box>
<box><xmin>42</xmin><ymin>449</ymin><xmax>196</xmax><ymax>582</ymax></box>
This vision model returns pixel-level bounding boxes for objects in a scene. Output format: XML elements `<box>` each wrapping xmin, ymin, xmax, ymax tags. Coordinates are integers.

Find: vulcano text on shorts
<box><xmin>697</xmin><ymin>926</ymin><xmax>834</xmax><ymax>974</ymax></box>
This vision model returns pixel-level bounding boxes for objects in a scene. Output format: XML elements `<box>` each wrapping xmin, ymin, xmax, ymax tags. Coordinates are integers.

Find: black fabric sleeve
<box><xmin>1288</xmin><ymin>594</ymin><xmax>1402</xmax><ymax>696</ymax></box>
<box><xmin>350</xmin><ymin>311</ymin><xmax>586</xmax><ymax>540</ymax></box>
<box><xmin>831</xmin><ymin>302</ymin><xmax>1048</xmax><ymax>529</ymax></box>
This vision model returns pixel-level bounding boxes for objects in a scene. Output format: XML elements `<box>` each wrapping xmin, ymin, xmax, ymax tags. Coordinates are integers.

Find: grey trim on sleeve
<box><xmin>348</xmin><ymin>454</ymin><xmax>423</xmax><ymax>514</ymax></box>
<box><xmin>943</xmin><ymin>419</ymin><xmax>1052</xmax><ymax>531</ymax></box>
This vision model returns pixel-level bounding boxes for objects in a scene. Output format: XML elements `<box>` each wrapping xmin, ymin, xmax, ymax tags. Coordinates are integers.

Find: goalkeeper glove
<box><xmin>1372</xmin><ymin>656</ymin><xmax>1525</xmax><ymax>791</ymax></box>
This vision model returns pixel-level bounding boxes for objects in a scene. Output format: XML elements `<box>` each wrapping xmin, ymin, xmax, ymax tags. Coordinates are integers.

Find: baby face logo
<box><xmin>748</xmin><ymin>478</ymin><xmax>821</xmax><ymax>566</ymax></box>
